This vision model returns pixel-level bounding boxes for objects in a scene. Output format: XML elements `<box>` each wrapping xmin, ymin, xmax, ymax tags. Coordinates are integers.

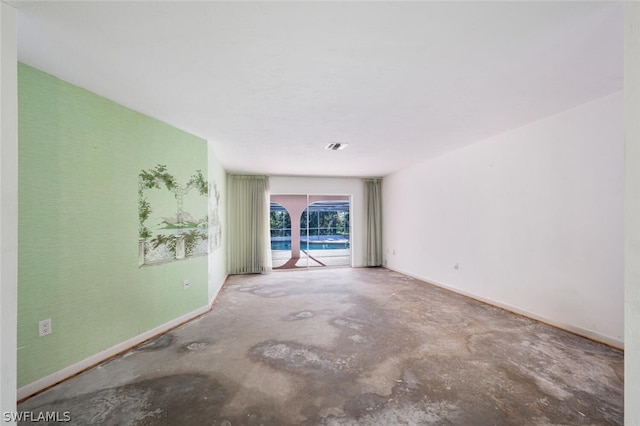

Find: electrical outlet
<box><xmin>183</xmin><ymin>279</ymin><xmax>190</xmax><ymax>290</ymax></box>
<box><xmin>39</xmin><ymin>319</ymin><xmax>52</xmax><ymax>337</ymax></box>
<box><xmin>454</xmin><ymin>263</ymin><xmax>460</xmax><ymax>270</ymax></box>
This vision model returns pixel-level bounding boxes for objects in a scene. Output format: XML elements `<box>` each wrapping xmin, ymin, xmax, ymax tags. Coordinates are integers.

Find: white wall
<box><xmin>207</xmin><ymin>144</ymin><xmax>227</xmax><ymax>303</ymax></box>
<box><xmin>0</xmin><ymin>2</ymin><xmax>18</xmax><ymax>422</ymax></box>
<box><xmin>625</xmin><ymin>2</ymin><xmax>640</xmax><ymax>423</ymax></box>
<box><xmin>383</xmin><ymin>92</ymin><xmax>623</xmax><ymax>347</ymax></box>
<box><xmin>269</xmin><ymin>176</ymin><xmax>367</xmax><ymax>267</ymax></box>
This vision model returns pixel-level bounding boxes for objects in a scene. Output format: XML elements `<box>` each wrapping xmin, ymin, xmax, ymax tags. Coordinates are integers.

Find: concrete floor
<box><xmin>19</xmin><ymin>268</ymin><xmax>623</xmax><ymax>425</ymax></box>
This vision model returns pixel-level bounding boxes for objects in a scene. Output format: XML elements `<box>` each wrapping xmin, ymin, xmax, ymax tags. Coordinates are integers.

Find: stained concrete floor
<box><xmin>19</xmin><ymin>268</ymin><xmax>623</xmax><ymax>425</ymax></box>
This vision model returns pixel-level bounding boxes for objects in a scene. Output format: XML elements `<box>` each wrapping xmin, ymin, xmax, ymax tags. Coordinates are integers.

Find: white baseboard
<box><xmin>17</xmin><ymin>303</ymin><xmax>212</xmax><ymax>401</ymax></box>
<box><xmin>19</xmin><ymin>274</ymin><xmax>231</xmax><ymax>401</ymax></box>
<box><xmin>383</xmin><ymin>266</ymin><xmax>624</xmax><ymax>350</ymax></box>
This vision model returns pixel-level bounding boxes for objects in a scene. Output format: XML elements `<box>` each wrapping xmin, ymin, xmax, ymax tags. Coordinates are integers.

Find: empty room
<box><xmin>1</xmin><ymin>1</ymin><xmax>640</xmax><ymax>425</ymax></box>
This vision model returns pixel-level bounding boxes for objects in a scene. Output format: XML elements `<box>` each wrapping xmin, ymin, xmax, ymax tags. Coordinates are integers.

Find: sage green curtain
<box><xmin>364</xmin><ymin>178</ymin><xmax>383</xmax><ymax>266</ymax></box>
<box><xmin>227</xmin><ymin>174</ymin><xmax>272</xmax><ymax>274</ymax></box>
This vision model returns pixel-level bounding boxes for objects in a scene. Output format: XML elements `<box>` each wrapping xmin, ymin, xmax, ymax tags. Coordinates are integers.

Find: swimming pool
<box><xmin>271</xmin><ymin>235</ymin><xmax>350</xmax><ymax>250</ymax></box>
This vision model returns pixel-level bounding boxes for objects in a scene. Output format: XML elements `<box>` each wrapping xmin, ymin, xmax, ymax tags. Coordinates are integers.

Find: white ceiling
<box><xmin>14</xmin><ymin>1</ymin><xmax>623</xmax><ymax>177</ymax></box>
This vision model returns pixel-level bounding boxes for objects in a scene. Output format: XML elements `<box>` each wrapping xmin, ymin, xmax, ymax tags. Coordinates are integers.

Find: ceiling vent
<box><xmin>325</xmin><ymin>143</ymin><xmax>348</xmax><ymax>151</ymax></box>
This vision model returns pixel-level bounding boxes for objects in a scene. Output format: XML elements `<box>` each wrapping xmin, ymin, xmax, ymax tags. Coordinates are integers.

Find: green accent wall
<box><xmin>17</xmin><ymin>64</ymin><xmax>209</xmax><ymax>387</ymax></box>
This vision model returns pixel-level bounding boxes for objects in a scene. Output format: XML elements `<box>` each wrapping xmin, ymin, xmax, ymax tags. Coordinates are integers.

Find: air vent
<box><xmin>325</xmin><ymin>143</ymin><xmax>348</xmax><ymax>151</ymax></box>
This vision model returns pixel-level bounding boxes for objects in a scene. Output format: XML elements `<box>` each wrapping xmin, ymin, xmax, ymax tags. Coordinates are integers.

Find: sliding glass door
<box><xmin>300</xmin><ymin>200</ymin><xmax>350</xmax><ymax>268</ymax></box>
<box><xmin>270</xmin><ymin>194</ymin><xmax>351</xmax><ymax>269</ymax></box>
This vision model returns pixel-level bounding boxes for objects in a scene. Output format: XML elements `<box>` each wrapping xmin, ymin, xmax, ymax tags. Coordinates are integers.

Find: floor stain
<box><xmin>249</xmin><ymin>340</ymin><xmax>357</xmax><ymax>378</ymax></box>
<box><xmin>18</xmin><ymin>268</ymin><xmax>624</xmax><ymax>425</ymax></box>
<box><xmin>179</xmin><ymin>341</ymin><xmax>212</xmax><ymax>352</ymax></box>
<box><xmin>283</xmin><ymin>311</ymin><xmax>315</xmax><ymax>321</ymax></box>
<box><xmin>19</xmin><ymin>374</ymin><xmax>225</xmax><ymax>426</ymax></box>
<box><xmin>321</xmin><ymin>396</ymin><xmax>459</xmax><ymax>425</ymax></box>
<box><xmin>133</xmin><ymin>334</ymin><xmax>174</xmax><ymax>352</ymax></box>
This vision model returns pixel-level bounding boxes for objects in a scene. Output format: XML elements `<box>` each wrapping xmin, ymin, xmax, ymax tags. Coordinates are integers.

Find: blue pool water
<box><xmin>271</xmin><ymin>236</ymin><xmax>349</xmax><ymax>250</ymax></box>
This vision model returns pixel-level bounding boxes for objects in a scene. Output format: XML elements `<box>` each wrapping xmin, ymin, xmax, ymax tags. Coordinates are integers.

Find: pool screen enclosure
<box><xmin>270</xmin><ymin>194</ymin><xmax>351</xmax><ymax>269</ymax></box>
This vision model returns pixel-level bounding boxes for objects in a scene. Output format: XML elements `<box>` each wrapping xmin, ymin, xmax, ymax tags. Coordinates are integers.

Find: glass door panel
<box><xmin>271</xmin><ymin>194</ymin><xmax>351</xmax><ymax>269</ymax></box>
